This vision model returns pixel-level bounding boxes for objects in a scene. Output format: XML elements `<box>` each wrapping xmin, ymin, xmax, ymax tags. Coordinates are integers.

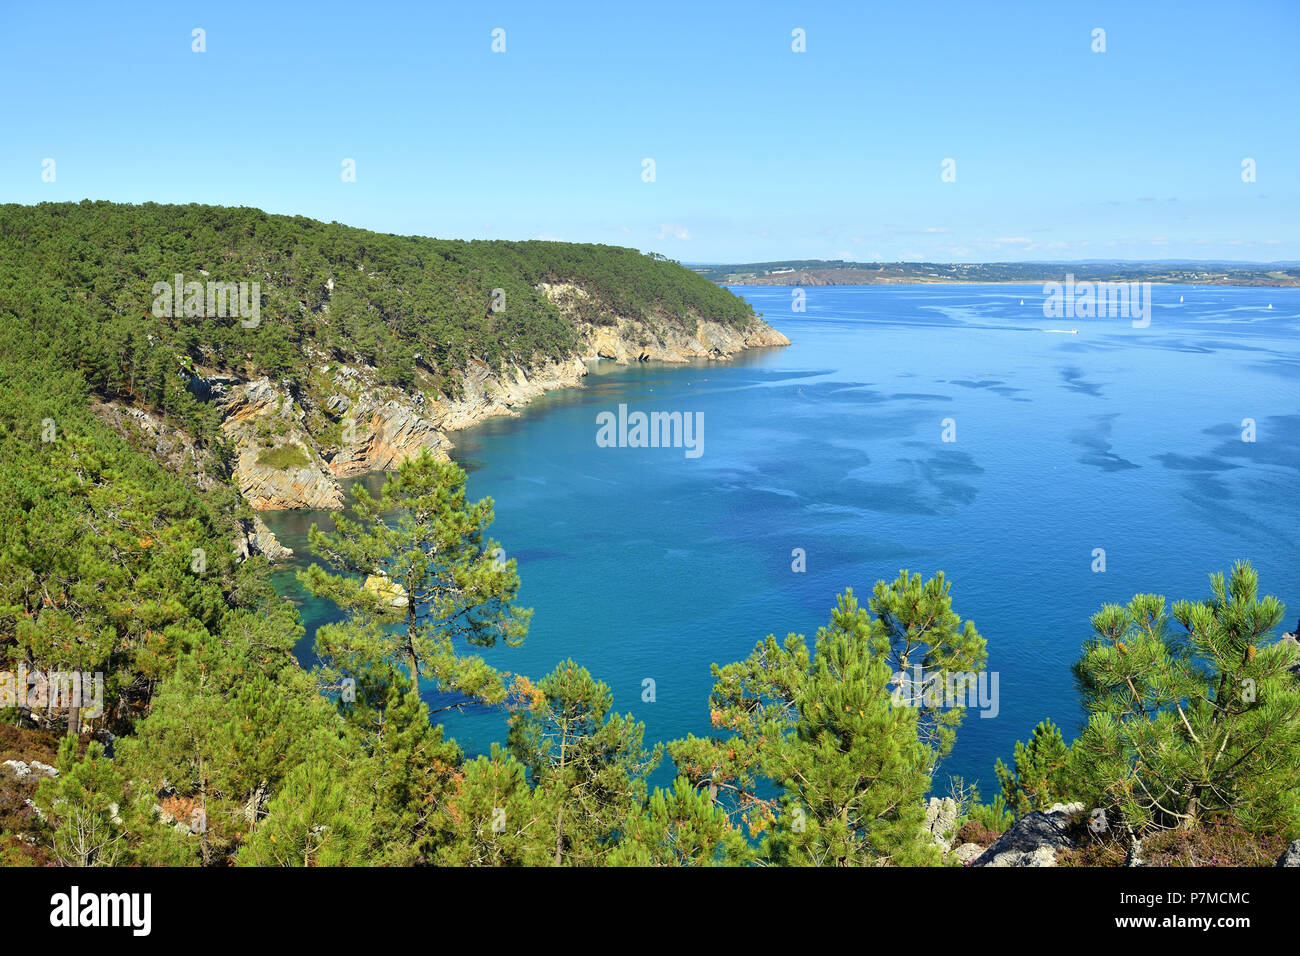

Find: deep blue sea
<box><xmin>263</xmin><ymin>283</ymin><xmax>1300</xmax><ymax>794</ymax></box>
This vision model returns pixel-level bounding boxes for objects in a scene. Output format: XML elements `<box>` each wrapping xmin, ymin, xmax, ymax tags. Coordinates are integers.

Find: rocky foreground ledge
<box><xmin>923</xmin><ymin>797</ymin><xmax>1300</xmax><ymax>867</ymax></box>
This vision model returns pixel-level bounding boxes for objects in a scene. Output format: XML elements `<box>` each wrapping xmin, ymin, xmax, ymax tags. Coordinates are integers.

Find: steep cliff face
<box><xmin>218</xmin><ymin>378</ymin><xmax>345</xmax><ymax>511</ymax></box>
<box><xmin>329</xmin><ymin>394</ymin><xmax>450</xmax><ymax>478</ymax></box>
<box><xmin>207</xmin><ymin>357</ymin><xmax>591</xmax><ymax>510</ymax></box>
<box><xmin>430</xmin><ymin>354</ymin><xmax>590</xmax><ymax>433</ymax></box>
<box><xmin>187</xmin><ymin>282</ymin><xmax>787</xmax><ymax>511</ymax></box>
<box><xmin>539</xmin><ymin>281</ymin><xmax>791</xmax><ymax>364</ymax></box>
<box><xmin>233</xmin><ymin>516</ymin><xmax>295</xmax><ymax>561</ymax></box>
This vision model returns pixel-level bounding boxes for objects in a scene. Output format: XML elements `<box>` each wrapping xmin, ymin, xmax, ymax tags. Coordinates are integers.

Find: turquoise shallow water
<box><xmin>263</xmin><ymin>283</ymin><xmax>1300</xmax><ymax>793</ymax></box>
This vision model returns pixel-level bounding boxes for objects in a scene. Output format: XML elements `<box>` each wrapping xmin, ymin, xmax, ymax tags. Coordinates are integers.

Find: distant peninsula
<box><xmin>695</xmin><ymin>259</ymin><xmax>1300</xmax><ymax>287</ymax></box>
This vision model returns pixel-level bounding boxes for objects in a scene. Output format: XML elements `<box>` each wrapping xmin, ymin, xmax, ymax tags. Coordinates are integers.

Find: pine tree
<box><xmin>236</xmin><ymin>755</ymin><xmax>374</xmax><ymax>867</ymax></box>
<box><xmin>121</xmin><ymin>605</ymin><xmax>339</xmax><ymax>864</ymax></box>
<box><xmin>869</xmin><ymin>569</ymin><xmax>987</xmax><ymax>773</ymax></box>
<box><xmin>365</xmin><ymin>686</ymin><xmax>463</xmax><ymax>864</ymax></box>
<box><xmin>1071</xmin><ymin>562</ymin><xmax>1300</xmax><ymax>836</ymax></box>
<box><xmin>507</xmin><ymin>660</ymin><xmax>661</xmax><ymax>865</ymax></box>
<box><xmin>428</xmin><ymin>745</ymin><xmax>556</xmax><ymax>866</ymax></box>
<box><xmin>609</xmin><ymin>776</ymin><xmax>752</xmax><ymax>866</ymax></box>
<box><xmin>993</xmin><ymin>718</ymin><xmax>1074</xmax><ymax>817</ymax></box>
<box><xmin>34</xmin><ymin>738</ymin><xmax>128</xmax><ymax>867</ymax></box>
<box><xmin>300</xmin><ymin>451</ymin><xmax>530</xmax><ymax>710</ymax></box>
<box><xmin>670</xmin><ymin>588</ymin><xmax>945</xmax><ymax>867</ymax></box>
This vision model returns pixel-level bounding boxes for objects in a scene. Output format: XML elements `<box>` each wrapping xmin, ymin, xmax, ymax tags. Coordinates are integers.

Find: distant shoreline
<box><xmin>721</xmin><ymin>278</ymin><xmax>1298</xmax><ymax>288</ymax></box>
<box><xmin>703</xmin><ymin>261</ymin><xmax>1300</xmax><ymax>289</ymax></box>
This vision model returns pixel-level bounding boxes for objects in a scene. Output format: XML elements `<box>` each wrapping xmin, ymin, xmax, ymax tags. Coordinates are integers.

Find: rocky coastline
<box><xmin>94</xmin><ymin>298</ymin><xmax>789</xmax><ymax>561</ymax></box>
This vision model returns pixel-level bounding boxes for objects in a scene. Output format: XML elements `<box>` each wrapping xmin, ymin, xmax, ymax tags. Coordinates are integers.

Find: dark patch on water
<box><xmin>1154</xmin><ymin>453</ymin><xmax>1241</xmax><ymax>472</ymax></box>
<box><xmin>1201</xmin><ymin>422</ymin><xmax>1244</xmax><ymax>438</ymax></box>
<box><xmin>946</xmin><ymin>378</ymin><xmax>1030</xmax><ymax>399</ymax></box>
<box><xmin>453</xmin><ymin>457</ymin><xmax>487</xmax><ymax>474</ymax></box>
<box><xmin>1070</xmin><ymin>414</ymin><xmax>1140</xmax><ymax>471</ymax></box>
<box><xmin>1060</xmin><ymin>365</ymin><xmax>1105</xmax><ymax>397</ymax></box>
<box><xmin>949</xmin><ymin>379</ymin><xmax>1007</xmax><ymax>389</ymax></box>
<box><xmin>1203</xmin><ymin>414</ymin><xmax>1300</xmax><ymax>471</ymax></box>
<box><xmin>901</xmin><ymin>443</ymin><xmax>985</xmax><ymax>475</ymax></box>
<box><xmin>839</xmin><ymin>479</ymin><xmax>945</xmax><ymax>516</ymax></box>
<box><xmin>1249</xmin><ymin>355</ymin><xmax>1300</xmax><ymax>379</ymax></box>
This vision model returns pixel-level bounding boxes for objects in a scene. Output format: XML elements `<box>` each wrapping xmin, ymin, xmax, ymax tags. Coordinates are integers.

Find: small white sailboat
<box><xmin>1179</xmin><ymin>295</ymin><xmax>1184</xmax><ymax>303</ymax></box>
<box><xmin>1268</xmin><ymin>303</ymin><xmax>1273</xmax><ymax>309</ymax></box>
<box><xmin>1019</xmin><ymin>299</ymin><xmax>1024</xmax><ymax>306</ymax></box>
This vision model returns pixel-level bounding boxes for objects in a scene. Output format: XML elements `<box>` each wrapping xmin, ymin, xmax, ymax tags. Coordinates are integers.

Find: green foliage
<box><xmin>0</xmin><ymin>383</ymin><xmax>260</xmax><ymax>734</ymax></box>
<box><xmin>868</xmin><ymin>570</ymin><xmax>987</xmax><ymax>772</ymax></box>
<box><xmin>949</xmin><ymin>775</ymin><xmax>1014</xmax><ymax>835</ymax></box>
<box><xmin>1071</xmin><ymin>562</ymin><xmax>1300</xmax><ymax>837</ymax></box>
<box><xmin>119</xmin><ymin>605</ymin><xmax>338</xmax><ymax>864</ymax></box>
<box><xmin>236</xmin><ymin>754</ymin><xmax>374</xmax><ymax>867</ymax></box>
<box><xmin>609</xmin><ymin>777</ymin><xmax>752</xmax><ymax>867</ymax></box>
<box><xmin>507</xmin><ymin>660</ymin><xmax>662</xmax><ymax>865</ymax></box>
<box><xmin>301</xmin><ymin>451</ymin><xmax>530</xmax><ymax>706</ymax></box>
<box><xmin>33</xmin><ymin>738</ymin><xmax>128</xmax><ymax>866</ymax></box>
<box><xmin>670</xmin><ymin>585</ymin><xmax>959</xmax><ymax>867</ymax></box>
<box><xmin>426</xmin><ymin>745</ymin><xmax>557</xmax><ymax>866</ymax></box>
<box><xmin>255</xmin><ymin>443</ymin><xmax>311</xmax><ymax>470</ymax></box>
<box><xmin>362</xmin><ymin>686</ymin><xmax>464</xmax><ymax>864</ymax></box>
<box><xmin>0</xmin><ymin>199</ymin><xmax>1293</xmax><ymax>868</ymax></box>
<box><xmin>994</xmin><ymin>719</ymin><xmax>1075</xmax><ymax>818</ymax></box>
<box><xmin>965</xmin><ymin>795</ymin><xmax>1014</xmax><ymax>835</ymax></box>
<box><xmin>0</xmin><ymin>199</ymin><xmax>756</xmax><ymax>442</ymax></box>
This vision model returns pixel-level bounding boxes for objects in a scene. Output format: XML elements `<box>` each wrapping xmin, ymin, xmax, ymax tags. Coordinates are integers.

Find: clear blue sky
<box><xmin>2</xmin><ymin>0</ymin><xmax>1296</xmax><ymax>262</ymax></box>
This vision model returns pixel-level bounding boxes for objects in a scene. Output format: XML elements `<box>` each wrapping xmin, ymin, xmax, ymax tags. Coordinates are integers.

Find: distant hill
<box><xmin>692</xmin><ymin>259</ymin><xmax>1300</xmax><ymax>287</ymax></box>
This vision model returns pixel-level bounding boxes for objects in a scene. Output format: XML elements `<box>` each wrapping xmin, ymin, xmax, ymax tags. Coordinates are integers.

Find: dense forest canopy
<box><xmin>0</xmin><ymin>200</ymin><xmax>755</xmax><ymax>427</ymax></box>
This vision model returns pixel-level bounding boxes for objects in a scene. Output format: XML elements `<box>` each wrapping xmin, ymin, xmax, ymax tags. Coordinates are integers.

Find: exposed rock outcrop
<box><xmin>1277</xmin><ymin>840</ymin><xmax>1300</xmax><ymax>867</ymax></box>
<box><xmin>577</xmin><ymin>318</ymin><xmax>787</xmax><ymax>364</ymax></box>
<box><xmin>923</xmin><ymin>797</ymin><xmax>960</xmax><ymax>850</ymax></box>
<box><xmin>218</xmin><ymin>378</ymin><xmax>345</xmax><ymax>511</ymax></box>
<box><xmin>231</xmin><ymin>442</ymin><xmax>343</xmax><ymax>511</ymax></box>
<box><xmin>328</xmin><ymin>354</ymin><xmax>588</xmax><ymax>477</ymax></box>
<box><xmin>972</xmin><ymin>802</ymin><xmax>1084</xmax><ymax>867</ymax></box>
<box><xmin>234</xmin><ymin>516</ymin><xmax>294</xmax><ymax>562</ymax></box>
<box><xmin>535</xmin><ymin>281</ymin><xmax>790</xmax><ymax>365</ymax></box>
<box><xmin>952</xmin><ymin>843</ymin><xmax>984</xmax><ymax>864</ymax></box>
<box><xmin>363</xmin><ymin>571</ymin><xmax>408</xmax><ymax>608</ymax></box>
<box><xmin>434</xmin><ymin>355</ymin><xmax>590</xmax><ymax>433</ymax></box>
<box><xmin>1281</xmin><ymin>623</ymin><xmax>1300</xmax><ymax>680</ymax></box>
<box><xmin>2</xmin><ymin>760</ymin><xmax>57</xmax><ymax>780</ymax></box>
<box><xmin>330</xmin><ymin>395</ymin><xmax>450</xmax><ymax>477</ymax></box>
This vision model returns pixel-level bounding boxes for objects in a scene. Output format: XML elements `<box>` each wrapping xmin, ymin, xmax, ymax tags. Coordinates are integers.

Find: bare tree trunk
<box><xmin>553</xmin><ymin>804</ymin><xmax>564</xmax><ymax>867</ymax></box>
<box><xmin>553</xmin><ymin>728</ymin><xmax>568</xmax><ymax>866</ymax></box>
<box><xmin>407</xmin><ymin>599</ymin><xmax>420</xmax><ymax>694</ymax></box>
